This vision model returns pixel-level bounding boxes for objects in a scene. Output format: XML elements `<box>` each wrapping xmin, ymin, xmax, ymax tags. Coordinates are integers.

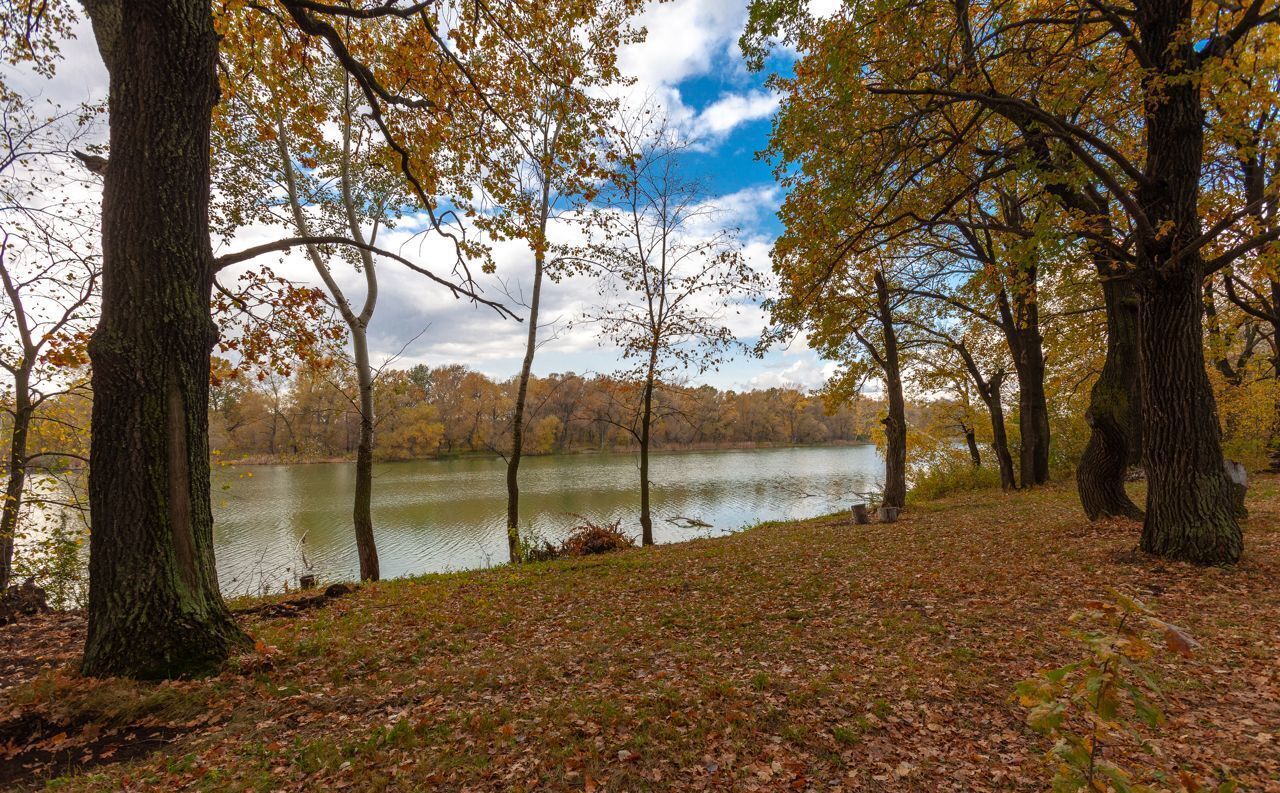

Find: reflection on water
<box><xmin>211</xmin><ymin>445</ymin><xmax>883</xmax><ymax>594</ymax></box>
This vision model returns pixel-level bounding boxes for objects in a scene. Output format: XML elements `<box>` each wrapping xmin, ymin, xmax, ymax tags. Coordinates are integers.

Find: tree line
<box><xmin>210</xmin><ymin>362</ymin><xmax>882</xmax><ymax>462</ymax></box>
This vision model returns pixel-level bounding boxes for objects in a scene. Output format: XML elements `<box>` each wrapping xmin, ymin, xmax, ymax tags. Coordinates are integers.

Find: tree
<box><xmin>461</xmin><ymin>0</ymin><xmax>640</xmax><ymax>562</ymax></box>
<box><xmin>53</xmin><ymin>0</ymin><xmax>552</xmax><ymax>677</ymax></box>
<box><xmin>774</xmin><ymin>253</ymin><xmax>921</xmax><ymax>510</ymax></box>
<box><xmin>572</xmin><ymin>115</ymin><xmax>760</xmax><ymax>545</ymax></box>
<box><xmin>744</xmin><ymin>0</ymin><xmax>1280</xmax><ymax>563</ymax></box>
<box><xmin>0</xmin><ymin>92</ymin><xmax>99</xmax><ymax>592</ymax></box>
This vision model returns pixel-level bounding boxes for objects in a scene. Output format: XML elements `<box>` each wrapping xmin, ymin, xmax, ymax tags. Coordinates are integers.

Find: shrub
<box><xmin>519</xmin><ymin>517</ymin><xmax>636</xmax><ymax>562</ymax></box>
<box><xmin>908</xmin><ymin>453</ymin><xmax>1001</xmax><ymax>502</ymax></box>
<box><xmin>1015</xmin><ymin>592</ymin><xmax>1237</xmax><ymax>793</ymax></box>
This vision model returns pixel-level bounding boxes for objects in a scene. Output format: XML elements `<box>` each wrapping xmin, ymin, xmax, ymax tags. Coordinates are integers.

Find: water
<box><xmin>211</xmin><ymin>445</ymin><xmax>883</xmax><ymax>594</ymax></box>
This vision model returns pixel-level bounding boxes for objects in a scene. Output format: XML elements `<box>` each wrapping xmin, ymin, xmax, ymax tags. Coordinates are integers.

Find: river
<box><xmin>210</xmin><ymin>445</ymin><xmax>883</xmax><ymax>594</ymax></box>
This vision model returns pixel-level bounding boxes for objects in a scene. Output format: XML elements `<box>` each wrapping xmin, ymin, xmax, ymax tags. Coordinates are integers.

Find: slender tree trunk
<box><xmin>351</xmin><ymin>328</ymin><xmax>379</xmax><ymax>581</ymax></box>
<box><xmin>955</xmin><ymin>344</ymin><xmax>1016</xmax><ymax>491</ymax></box>
<box><xmin>1271</xmin><ymin>315</ymin><xmax>1280</xmax><ymax>473</ymax></box>
<box><xmin>639</xmin><ymin>351</ymin><xmax>657</xmax><ymax>546</ymax></box>
<box><xmin>1078</xmin><ymin>277</ymin><xmax>1145</xmax><ymax>520</ymax></box>
<box><xmin>1132</xmin><ymin>5</ymin><xmax>1240</xmax><ymax>564</ymax></box>
<box><xmin>875</xmin><ymin>271</ymin><xmax>907</xmax><ymax>509</ymax></box>
<box><xmin>997</xmin><ymin>291</ymin><xmax>1049</xmax><ymax>486</ymax></box>
<box><xmin>506</xmin><ymin>253</ymin><xmax>545</xmax><ymax>562</ymax></box>
<box><xmin>963</xmin><ymin>422</ymin><xmax>981</xmax><ymax>468</ymax></box>
<box><xmin>0</xmin><ymin>373</ymin><xmax>30</xmax><ymax>593</ymax></box>
<box><xmin>274</xmin><ymin>95</ymin><xmax>381</xmax><ymax>580</ymax></box>
<box><xmin>81</xmin><ymin>0</ymin><xmax>247</xmax><ymax>678</ymax></box>
<box><xmin>984</xmin><ymin>392</ymin><xmax>1017</xmax><ymax>491</ymax></box>
<box><xmin>1017</xmin><ymin>344</ymin><xmax>1050</xmax><ymax>485</ymax></box>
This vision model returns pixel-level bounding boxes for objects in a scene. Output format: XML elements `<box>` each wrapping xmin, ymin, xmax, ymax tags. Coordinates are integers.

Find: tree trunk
<box><xmin>1136</xmin><ymin>270</ymin><xmax>1241</xmax><ymax>563</ymax></box>
<box><xmin>956</xmin><ymin>344</ymin><xmax>1016</xmax><ymax>491</ymax></box>
<box><xmin>639</xmin><ymin>351</ymin><xmax>657</xmax><ymax>546</ymax></box>
<box><xmin>275</xmin><ymin>94</ymin><xmax>381</xmax><ymax>581</ymax></box>
<box><xmin>1077</xmin><ymin>277</ymin><xmax>1145</xmax><ymax>520</ymax></box>
<box><xmin>875</xmin><ymin>271</ymin><xmax>907</xmax><ymax>509</ymax></box>
<box><xmin>506</xmin><ymin>253</ymin><xmax>544</xmax><ymax>562</ymax></box>
<box><xmin>81</xmin><ymin>0</ymin><xmax>247</xmax><ymax>678</ymax></box>
<box><xmin>963</xmin><ymin>423</ymin><xmax>981</xmax><ymax>468</ymax></box>
<box><xmin>987</xmin><ymin>401</ymin><xmax>1017</xmax><ymax>491</ymax></box>
<box><xmin>352</xmin><ymin>328</ymin><xmax>379</xmax><ymax>581</ymax></box>
<box><xmin>1131</xmin><ymin>7</ymin><xmax>1240</xmax><ymax>563</ymax></box>
<box><xmin>0</xmin><ymin>372</ymin><xmax>30</xmax><ymax>593</ymax></box>
<box><xmin>1268</xmin><ymin>283</ymin><xmax>1280</xmax><ymax>473</ymax></box>
<box><xmin>996</xmin><ymin>290</ymin><xmax>1049</xmax><ymax>486</ymax></box>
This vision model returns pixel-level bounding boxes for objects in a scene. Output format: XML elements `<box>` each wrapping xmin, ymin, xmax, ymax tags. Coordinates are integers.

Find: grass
<box><xmin>5</xmin><ymin>477</ymin><xmax>1279</xmax><ymax>791</ymax></box>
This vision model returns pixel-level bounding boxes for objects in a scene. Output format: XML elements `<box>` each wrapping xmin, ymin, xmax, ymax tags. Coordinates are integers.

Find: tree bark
<box><xmin>0</xmin><ymin>369</ymin><xmax>30</xmax><ymax>593</ymax></box>
<box><xmin>963</xmin><ymin>422</ymin><xmax>981</xmax><ymax>468</ymax></box>
<box><xmin>874</xmin><ymin>271</ymin><xmax>907</xmax><ymax>509</ymax></box>
<box><xmin>81</xmin><ymin>0</ymin><xmax>247</xmax><ymax>678</ymax></box>
<box><xmin>1077</xmin><ymin>277</ymin><xmax>1145</xmax><ymax>520</ymax></box>
<box><xmin>985</xmin><ymin>391</ymin><xmax>1017</xmax><ymax>491</ymax></box>
<box><xmin>638</xmin><ymin>351</ymin><xmax>657</xmax><ymax>546</ymax></box>
<box><xmin>351</xmin><ymin>329</ymin><xmax>379</xmax><ymax>581</ymax></box>
<box><xmin>995</xmin><ymin>289</ymin><xmax>1049</xmax><ymax>486</ymax></box>
<box><xmin>1136</xmin><ymin>270</ymin><xmax>1242</xmax><ymax>563</ymax></box>
<box><xmin>1132</xmin><ymin>0</ymin><xmax>1241</xmax><ymax>564</ymax></box>
<box><xmin>506</xmin><ymin>251</ymin><xmax>545</xmax><ymax>562</ymax></box>
<box><xmin>953</xmin><ymin>343</ymin><xmax>1016</xmax><ymax>491</ymax></box>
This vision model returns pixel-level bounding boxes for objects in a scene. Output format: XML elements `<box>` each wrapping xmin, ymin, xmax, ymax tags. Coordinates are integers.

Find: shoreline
<box><xmin>215</xmin><ymin>439</ymin><xmax>876</xmax><ymax>468</ymax></box>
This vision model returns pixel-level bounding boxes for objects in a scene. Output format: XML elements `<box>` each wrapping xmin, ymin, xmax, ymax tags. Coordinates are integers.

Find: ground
<box><xmin>1</xmin><ymin>479</ymin><xmax>1277</xmax><ymax>791</ymax></box>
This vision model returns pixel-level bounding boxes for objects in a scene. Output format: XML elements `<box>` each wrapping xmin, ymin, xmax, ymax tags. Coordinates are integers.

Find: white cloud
<box><xmin>746</xmin><ymin>357</ymin><xmax>834</xmax><ymax>391</ymax></box>
<box><xmin>694</xmin><ymin>90</ymin><xmax>779</xmax><ymax>137</ymax></box>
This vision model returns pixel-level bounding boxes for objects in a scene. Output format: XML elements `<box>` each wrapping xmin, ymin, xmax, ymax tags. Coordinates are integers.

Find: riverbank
<box><xmin>217</xmin><ymin>439</ymin><xmax>875</xmax><ymax>467</ymax></box>
<box><xmin>2</xmin><ymin>479</ymin><xmax>1277</xmax><ymax>790</ymax></box>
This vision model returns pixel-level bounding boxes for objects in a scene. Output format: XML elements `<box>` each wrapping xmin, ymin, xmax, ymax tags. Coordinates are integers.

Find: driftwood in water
<box><xmin>850</xmin><ymin>503</ymin><xmax>869</xmax><ymax>525</ymax></box>
<box><xmin>668</xmin><ymin>516</ymin><xmax>713</xmax><ymax>528</ymax></box>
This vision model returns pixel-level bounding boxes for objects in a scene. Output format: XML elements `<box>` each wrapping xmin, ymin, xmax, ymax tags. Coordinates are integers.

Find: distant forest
<box><xmin>207</xmin><ymin>361</ymin><xmax>917</xmax><ymax>462</ymax></box>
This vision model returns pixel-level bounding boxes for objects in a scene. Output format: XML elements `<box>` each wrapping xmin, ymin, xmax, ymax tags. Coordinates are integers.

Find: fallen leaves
<box><xmin>0</xmin><ymin>478</ymin><xmax>1278</xmax><ymax>791</ymax></box>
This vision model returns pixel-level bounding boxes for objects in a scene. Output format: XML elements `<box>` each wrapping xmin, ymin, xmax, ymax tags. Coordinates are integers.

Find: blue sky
<box><xmin>15</xmin><ymin>0</ymin><xmax>836</xmax><ymax>392</ymax></box>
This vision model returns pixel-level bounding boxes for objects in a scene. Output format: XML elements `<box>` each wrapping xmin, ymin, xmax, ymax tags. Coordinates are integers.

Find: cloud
<box><xmin>693</xmin><ymin>90</ymin><xmax>779</xmax><ymax>137</ymax></box>
<box><xmin>618</xmin><ymin>0</ymin><xmax>749</xmax><ymax>88</ymax></box>
<box><xmin>746</xmin><ymin>357</ymin><xmax>834</xmax><ymax>391</ymax></box>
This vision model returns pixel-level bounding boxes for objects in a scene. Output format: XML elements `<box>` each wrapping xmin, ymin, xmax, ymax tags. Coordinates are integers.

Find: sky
<box><xmin>11</xmin><ymin>0</ymin><xmax>840</xmax><ymax>393</ymax></box>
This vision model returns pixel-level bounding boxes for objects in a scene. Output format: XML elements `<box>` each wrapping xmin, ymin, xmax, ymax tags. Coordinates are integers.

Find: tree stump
<box><xmin>0</xmin><ymin>579</ymin><xmax>50</xmax><ymax>626</ymax></box>
<box><xmin>851</xmin><ymin>503</ymin><xmax>869</xmax><ymax>525</ymax></box>
<box><xmin>298</xmin><ymin>573</ymin><xmax>318</xmax><ymax>590</ymax></box>
<box><xmin>877</xmin><ymin>506</ymin><xmax>900</xmax><ymax>523</ymax></box>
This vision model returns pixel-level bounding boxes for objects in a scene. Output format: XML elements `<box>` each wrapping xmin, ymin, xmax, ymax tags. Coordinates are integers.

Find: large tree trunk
<box><xmin>1132</xmin><ymin>2</ymin><xmax>1240</xmax><ymax>564</ymax></box>
<box><xmin>1078</xmin><ymin>277</ymin><xmax>1145</xmax><ymax>520</ymax></box>
<box><xmin>505</xmin><ymin>254</ymin><xmax>544</xmax><ymax>562</ymax></box>
<box><xmin>0</xmin><ymin>372</ymin><xmax>30</xmax><ymax>593</ymax></box>
<box><xmin>875</xmin><ymin>271</ymin><xmax>907</xmax><ymax>509</ymax></box>
<box><xmin>1136</xmin><ymin>270</ymin><xmax>1241</xmax><ymax>563</ymax></box>
<box><xmin>81</xmin><ymin>0</ymin><xmax>247</xmax><ymax>678</ymax></box>
<box><xmin>638</xmin><ymin>350</ymin><xmax>657</xmax><ymax>546</ymax></box>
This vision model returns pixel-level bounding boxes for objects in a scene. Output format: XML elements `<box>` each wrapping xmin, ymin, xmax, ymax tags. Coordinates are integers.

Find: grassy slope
<box><xmin>11</xmin><ymin>478</ymin><xmax>1280</xmax><ymax>791</ymax></box>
